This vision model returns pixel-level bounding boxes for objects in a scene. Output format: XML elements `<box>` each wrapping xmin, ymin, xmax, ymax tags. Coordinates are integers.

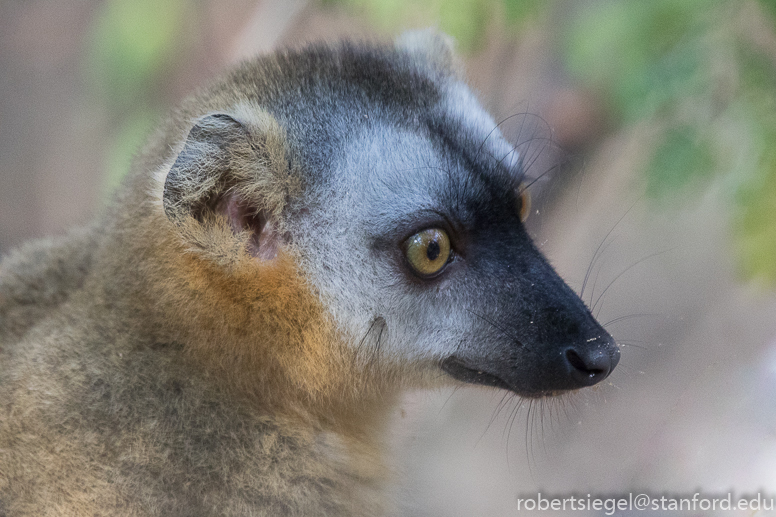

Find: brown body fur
<box><xmin>0</xmin><ymin>33</ymin><xmax>621</xmax><ymax>516</ymax></box>
<box><xmin>0</xmin><ymin>187</ymin><xmax>395</xmax><ymax>516</ymax></box>
<box><xmin>0</xmin><ymin>60</ymin><xmax>401</xmax><ymax>517</ymax></box>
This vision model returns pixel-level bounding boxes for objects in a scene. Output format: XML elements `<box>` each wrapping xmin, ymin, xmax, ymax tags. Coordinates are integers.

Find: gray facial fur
<box><xmin>0</xmin><ymin>30</ymin><xmax>621</xmax><ymax>515</ymax></box>
<box><xmin>237</xmin><ymin>34</ymin><xmax>621</xmax><ymax>395</ymax></box>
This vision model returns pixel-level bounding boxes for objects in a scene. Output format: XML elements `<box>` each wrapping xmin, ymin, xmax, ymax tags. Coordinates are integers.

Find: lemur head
<box><xmin>154</xmin><ymin>31</ymin><xmax>619</xmax><ymax>404</ymax></box>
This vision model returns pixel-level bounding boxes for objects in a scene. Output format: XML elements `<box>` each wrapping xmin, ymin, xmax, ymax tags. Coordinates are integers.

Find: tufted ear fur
<box><xmin>162</xmin><ymin>110</ymin><xmax>300</xmax><ymax>263</ymax></box>
<box><xmin>394</xmin><ymin>29</ymin><xmax>461</xmax><ymax>76</ymax></box>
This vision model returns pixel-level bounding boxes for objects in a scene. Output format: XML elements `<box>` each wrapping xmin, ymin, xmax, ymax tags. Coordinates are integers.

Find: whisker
<box><xmin>602</xmin><ymin>313</ymin><xmax>661</xmax><ymax>327</ymax></box>
<box><xmin>465</xmin><ymin>309</ymin><xmax>520</xmax><ymax>345</ymax></box>
<box><xmin>522</xmin><ymin>160</ymin><xmax>562</xmax><ymax>192</ymax></box>
<box><xmin>439</xmin><ymin>385</ymin><xmax>462</xmax><ymax>414</ymax></box>
<box><xmin>476</xmin><ymin>112</ymin><xmax>535</xmax><ymax>158</ymax></box>
<box><xmin>586</xmin><ymin>237</ymin><xmax>617</xmax><ymax>306</ymax></box>
<box><xmin>580</xmin><ymin>197</ymin><xmax>642</xmax><ymax>300</ymax></box>
<box><xmin>592</xmin><ymin>248</ymin><xmax>675</xmax><ymax>316</ymax></box>
<box><xmin>355</xmin><ymin>317</ymin><xmax>381</xmax><ymax>357</ymax></box>
<box><xmin>616</xmin><ymin>340</ymin><xmax>648</xmax><ymax>351</ymax></box>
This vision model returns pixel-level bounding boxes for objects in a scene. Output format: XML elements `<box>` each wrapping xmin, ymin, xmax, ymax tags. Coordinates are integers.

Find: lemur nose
<box><xmin>564</xmin><ymin>339</ymin><xmax>620</xmax><ymax>387</ymax></box>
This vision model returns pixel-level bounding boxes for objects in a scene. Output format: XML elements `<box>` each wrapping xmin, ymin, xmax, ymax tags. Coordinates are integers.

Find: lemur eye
<box><xmin>404</xmin><ymin>228</ymin><xmax>452</xmax><ymax>278</ymax></box>
<box><xmin>517</xmin><ymin>184</ymin><xmax>531</xmax><ymax>222</ymax></box>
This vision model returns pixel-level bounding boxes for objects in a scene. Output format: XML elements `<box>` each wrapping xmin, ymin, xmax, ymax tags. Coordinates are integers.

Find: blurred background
<box><xmin>2</xmin><ymin>0</ymin><xmax>776</xmax><ymax>514</ymax></box>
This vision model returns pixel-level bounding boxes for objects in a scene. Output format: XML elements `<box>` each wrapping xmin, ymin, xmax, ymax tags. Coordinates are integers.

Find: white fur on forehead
<box><xmin>443</xmin><ymin>81</ymin><xmax>520</xmax><ymax>170</ymax></box>
<box><xmin>394</xmin><ymin>29</ymin><xmax>461</xmax><ymax>75</ymax></box>
<box><xmin>395</xmin><ymin>32</ymin><xmax>517</xmax><ymax>169</ymax></box>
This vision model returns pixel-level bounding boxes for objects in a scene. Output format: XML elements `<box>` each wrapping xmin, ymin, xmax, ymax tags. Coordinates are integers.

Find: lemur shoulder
<box><xmin>0</xmin><ymin>32</ymin><xmax>619</xmax><ymax>516</ymax></box>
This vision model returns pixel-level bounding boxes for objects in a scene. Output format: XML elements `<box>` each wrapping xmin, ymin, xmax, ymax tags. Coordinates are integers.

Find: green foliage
<box><xmin>735</xmin><ymin>143</ymin><xmax>776</xmax><ymax>285</ymax></box>
<box><xmin>759</xmin><ymin>0</ymin><xmax>776</xmax><ymax>19</ymax></box>
<box><xmin>86</xmin><ymin>0</ymin><xmax>193</xmax><ymax>197</ymax></box>
<box><xmin>326</xmin><ymin>0</ymin><xmax>541</xmax><ymax>50</ymax></box>
<box><xmin>646</xmin><ymin>126</ymin><xmax>716</xmax><ymax>197</ymax></box>
<box><xmin>731</xmin><ymin>41</ymin><xmax>776</xmax><ymax>284</ymax></box>
<box><xmin>564</xmin><ymin>0</ymin><xmax>776</xmax><ymax>286</ymax></box>
<box><xmin>87</xmin><ymin>0</ymin><xmax>190</xmax><ymax>111</ymax></box>
<box><xmin>84</xmin><ymin>0</ymin><xmax>776</xmax><ymax>287</ymax></box>
<box><xmin>502</xmin><ymin>0</ymin><xmax>541</xmax><ymax>24</ymax></box>
<box><xmin>564</xmin><ymin>0</ymin><xmax>714</xmax><ymax>122</ymax></box>
<box><xmin>103</xmin><ymin>111</ymin><xmax>157</xmax><ymax>197</ymax></box>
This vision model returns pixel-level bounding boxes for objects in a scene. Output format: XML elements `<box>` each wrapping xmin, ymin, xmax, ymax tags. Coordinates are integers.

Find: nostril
<box><xmin>566</xmin><ymin>349</ymin><xmax>592</xmax><ymax>374</ymax></box>
<box><xmin>565</xmin><ymin>347</ymin><xmax>612</xmax><ymax>386</ymax></box>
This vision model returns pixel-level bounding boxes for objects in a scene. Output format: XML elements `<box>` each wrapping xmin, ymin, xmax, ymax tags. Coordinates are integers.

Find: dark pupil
<box><xmin>426</xmin><ymin>240</ymin><xmax>440</xmax><ymax>261</ymax></box>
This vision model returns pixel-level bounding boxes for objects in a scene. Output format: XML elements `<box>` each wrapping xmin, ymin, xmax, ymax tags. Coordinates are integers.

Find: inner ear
<box><xmin>218</xmin><ymin>192</ymin><xmax>280</xmax><ymax>261</ymax></box>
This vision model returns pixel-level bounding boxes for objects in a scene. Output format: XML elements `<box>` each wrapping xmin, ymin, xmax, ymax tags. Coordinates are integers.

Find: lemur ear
<box><xmin>163</xmin><ymin>113</ymin><xmax>249</xmax><ymax>223</ymax></box>
<box><xmin>394</xmin><ymin>29</ymin><xmax>461</xmax><ymax>75</ymax></box>
<box><xmin>163</xmin><ymin>110</ymin><xmax>298</xmax><ymax>262</ymax></box>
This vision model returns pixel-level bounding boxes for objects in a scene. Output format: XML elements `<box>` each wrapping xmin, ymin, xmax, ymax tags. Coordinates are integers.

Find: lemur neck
<box><xmin>96</xmin><ymin>206</ymin><xmax>403</xmax><ymax>438</ymax></box>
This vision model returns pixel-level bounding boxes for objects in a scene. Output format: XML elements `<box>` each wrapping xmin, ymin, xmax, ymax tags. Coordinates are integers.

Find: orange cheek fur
<box><xmin>157</xmin><ymin>233</ymin><xmax>360</xmax><ymax>419</ymax></box>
